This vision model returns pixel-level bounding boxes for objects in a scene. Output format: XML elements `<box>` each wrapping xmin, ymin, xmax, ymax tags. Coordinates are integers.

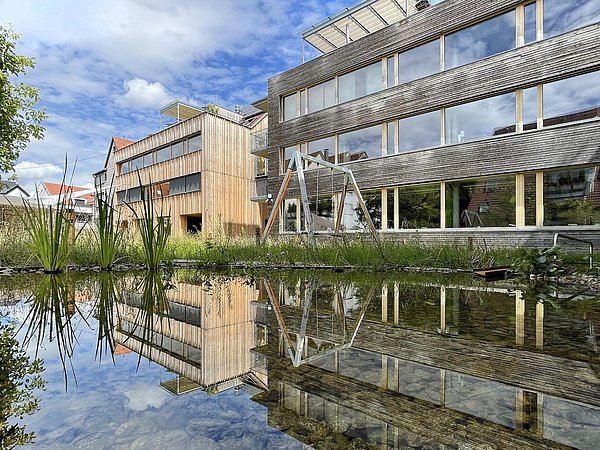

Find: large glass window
<box><xmin>186</xmin><ymin>173</ymin><xmax>201</xmax><ymax>192</ymax></box>
<box><xmin>256</xmin><ymin>157</ymin><xmax>267</xmax><ymax>177</ymax></box>
<box><xmin>397</xmin><ymin>183</ymin><xmax>440</xmax><ymax>228</ymax></box>
<box><xmin>446</xmin><ymin>176</ymin><xmax>516</xmax><ymax>228</ymax></box>
<box><xmin>544</xmin><ymin>0</ymin><xmax>600</xmax><ymax>39</ymax></box>
<box><xmin>308</xmin><ymin>196</ymin><xmax>335</xmax><ymax>231</ymax></box>
<box><xmin>156</xmin><ymin>146</ymin><xmax>170</xmax><ymax>163</ymax></box>
<box><xmin>170</xmin><ymin>177</ymin><xmax>186</xmax><ymax>195</ymax></box>
<box><xmin>130</xmin><ymin>156</ymin><xmax>143</xmax><ymax>171</ymax></box>
<box><xmin>386</xmin><ymin>56</ymin><xmax>395</xmax><ymax>88</ymax></box>
<box><xmin>544</xmin><ymin>167</ymin><xmax>600</xmax><ymax>226</ymax></box>
<box><xmin>399</xmin><ymin>111</ymin><xmax>441</xmax><ymax>152</ymax></box>
<box><xmin>338</xmin><ymin>125</ymin><xmax>382</xmax><ymax>163</ymax></box>
<box><xmin>399</xmin><ymin>40</ymin><xmax>440</xmax><ymax>84</ymax></box>
<box><xmin>445</xmin><ymin>93</ymin><xmax>515</xmax><ymax>144</ymax></box>
<box><xmin>171</xmin><ymin>141</ymin><xmax>184</xmax><ymax>158</ymax></box>
<box><xmin>128</xmin><ymin>187</ymin><xmax>142</xmax><ymax>203</ymax></box>
<box><xmin>308</xmin><ymin>79</ymin><xmax>336</xmax><ymax>113</ymax></box>
<box><xmin>281</xmin><ymin>146</ymin><xmax>297</xmax><ymax>173</ymax></box>
<box><xmin>339</xmin><ymin>62</ymin><xmax>381</xmax><ymax>104</ymax></box>
<box><xmin>523</xmin><ymin>87</ymin><xmax>538</xmax><ymax>131</ymax></box>
<box><xmin>543</xmin><ymin>71</ymin><xmax>600</xmax><ymax>127</ymax></box>
<box><xmin>445</xmin><ymin>11</ymin><xmax>516</xmax><ymax>69</ymax></box>
<box><xmin>282</xmin><ymin>198</ymin><xmax>298</xmax><ymax>232</ymax></box>
<box><xmin>387</xmin><ymin>121</ymin><xmax>396</xmax><ymax>154</ymax></box>
<box><xmin>307</xmin><ymin>136</ymin><xmax>335</xmax><ymax>168</ymax></box>
<box><xmin>524</xmin><ymin>2</ymin><xmax>537</xmax><ymax>44</ymax></box>
<box><xmin>116</xmin><ymin>190</ymin><xmax>127</xmax><ymax>204</ymax></box>
<box><xmin>120</xmin><ymin>162</ymin><xmax>130</xmax><ymax>175</ymax></box>
<box><xmin>357</xmin><ymin>190</ymin><xmax>382</xmax><ymax>229</ymax></box>
<box><xmin>188</xmin><ymin>134</ymin><xmax>202</xmax><ymax>153</ymax></box>
<box><xmin>283</xmin><ymin>93</ymin><xmax>297</xmax><ymax>121</ymax></box>
<box><xmin>143</xmin><ymin>153</ymin><xmax>154</xmax><ymax>167</ymax></box>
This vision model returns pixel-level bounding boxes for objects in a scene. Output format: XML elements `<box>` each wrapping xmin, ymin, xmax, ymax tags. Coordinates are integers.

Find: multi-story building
<box><xmin>104</xmin><ymin>101</ymin><xmax>267</xmax><ymax>235</ymax></box>
<box><xmin>266</xmin><ymin>0</ymin><xmax>600</xmax><ymax>246</ymax></box>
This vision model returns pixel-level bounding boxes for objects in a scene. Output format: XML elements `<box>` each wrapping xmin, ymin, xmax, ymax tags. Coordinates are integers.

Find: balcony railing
<box><xmin>251</xmin><ymin>130</ymin><xmax>268</xmax><ymax>157</ymax></box>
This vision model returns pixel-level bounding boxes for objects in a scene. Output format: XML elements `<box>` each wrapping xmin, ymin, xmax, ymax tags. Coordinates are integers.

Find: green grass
<box><xmin>1</xmin><ymin>214</ymin><xmax>596</xmax><ymax>275</ymax></box>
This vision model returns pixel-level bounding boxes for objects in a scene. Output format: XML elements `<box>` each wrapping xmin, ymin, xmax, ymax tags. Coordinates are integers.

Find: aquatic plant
<box><xmin>94</xmin><ymin>271</ymin><xmax>121</xmax><ymax>361</ymax></box>
<box><xmin>20</xmin><ymin>274</ymin><xmax>80</xmax><ymax>388</ymax></box>
<box><xmin>125</xmin><ymin>174</ymin><xmax>171</xmax><ymax>270</ymax></box>
<box><xmin>94</xmin><ymin>190</ymin><xmax>125</xmax><ymax>270</ymax></box>
<box><xmin>14</xmin><ymin>168</ymin><xmax>81</xmax><ymax>273</ymax></box>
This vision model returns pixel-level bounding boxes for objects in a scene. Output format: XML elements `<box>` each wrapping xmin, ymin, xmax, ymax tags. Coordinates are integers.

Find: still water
<box><xmin>1</xmin><ymin>270</ymin><xmax>599</xmax><ymax>449</ymax></box>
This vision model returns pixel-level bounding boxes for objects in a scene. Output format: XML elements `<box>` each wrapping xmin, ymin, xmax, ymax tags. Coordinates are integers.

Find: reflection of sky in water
<box><xmin>2</xmin><ymin>303</ymin><xmax>304</xmax><ymax>450</ymax></box>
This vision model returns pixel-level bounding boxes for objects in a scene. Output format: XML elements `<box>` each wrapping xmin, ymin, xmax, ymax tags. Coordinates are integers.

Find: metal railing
<box><xmin>553</xmin><ymin>233</ymin><xmax>594</xmax><ymax>269</ymax></box>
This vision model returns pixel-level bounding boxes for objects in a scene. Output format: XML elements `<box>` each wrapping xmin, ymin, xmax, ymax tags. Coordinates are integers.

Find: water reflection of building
<box><xmin>254</xmin><ymin>278</ymin><xmax>600</xmax><ymax>449</ymax></box>
<box><xmin>113</xmin><ymin>277</ymin><xmax>266</xmax><ymax>395</ymax></box>
<box><xmin>270</xmin><ymin>0</ymin><xmax>600</xmax><ymax>247</ymax></box>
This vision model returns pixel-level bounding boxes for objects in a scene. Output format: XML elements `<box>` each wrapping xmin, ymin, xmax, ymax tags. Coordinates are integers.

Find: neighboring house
<box><xmin>248</xmin><ymin>98</ymin><xmax>270</xmax><ymax>230</ymax></box>
<box><xmin>0</xmin><ymin>180</ymin><xmax>30</xmax><ymax>198</ymax></box>
<box><xmin>94</xmin><ymin>136</ymin><xmax>135</xmax><ymax>197</ymax></box>
<box><xmin>110</xmin><ymin>101</ymin><xmax>267</xmax><ymax>235</ymax></box>
<box><xmin>35</xmin><ymin>181</ymin><xmax>94</xmax><ymax>226</ymax></box>
<box><xmin>266</xmin><ymin>0</ymin><xmax>600</xmax><ymax>246</ymax></box>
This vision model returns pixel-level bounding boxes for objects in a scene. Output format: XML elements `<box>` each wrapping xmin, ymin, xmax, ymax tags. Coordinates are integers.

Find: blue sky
<box><xmin>1</xmin><ymin>0</ymin><xmax>351</xmax><ymax>191</ymax></box>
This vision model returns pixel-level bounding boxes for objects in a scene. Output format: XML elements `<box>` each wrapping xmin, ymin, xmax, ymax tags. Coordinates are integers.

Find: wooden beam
<box><xmin>260</xmin><ymin>167</ymin><xmax>294</xmax><ymax>243</ymax></box>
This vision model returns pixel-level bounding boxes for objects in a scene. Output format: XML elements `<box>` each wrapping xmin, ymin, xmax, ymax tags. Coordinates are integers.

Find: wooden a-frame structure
<box><xmin>260</xmin><ymin>151</ymin><xmax>378</xmax><ymax>246</ymax></box>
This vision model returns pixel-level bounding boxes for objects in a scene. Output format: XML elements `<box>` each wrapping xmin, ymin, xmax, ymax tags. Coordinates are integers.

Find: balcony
<box><xmin>250</xmin><ymin>177</ymin><xmax>269</xmax><ymax>203</ymax></box>
<box><xmin>250</xmin><ymin>130</ymin><xmax>268</xmax><ymax>157</ymax></box>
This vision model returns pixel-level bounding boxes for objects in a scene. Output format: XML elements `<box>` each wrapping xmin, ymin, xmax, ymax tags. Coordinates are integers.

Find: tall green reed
<box><xmin>16</xmin><ymin>171</ymin><xmax>80</xmax><ymax>273</ymax></box>
<box><xmin>125</xmin><ymin>174</ymin><xmax>171</xmax><ymax>270</ymax></box>
<box><xmin>94</xmin><ymin>189</ymin><xmax>125</xmax><ymax>270</ymax></box>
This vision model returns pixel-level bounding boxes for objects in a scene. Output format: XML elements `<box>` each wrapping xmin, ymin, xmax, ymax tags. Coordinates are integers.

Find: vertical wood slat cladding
<box><xmin>270</xmin><ymin>25</ymin><xmax>600</xmax><ymax>148</ymax></box>
<box><xmin>114</xmin><ymin>112</ymin><xmax>261</xmax><ymax>235</ymax></box>
<box><xmin>273</xmin><ymin>120</ymin><xmax>600</xmax><ymax>196</ymax></box>
<box><xmin>115</xmin><ymin>278</ymin><xmax>257</xmax><ymax>387</ymax></box>
<box><xmin>268</xmin><ymin>0</ymin><xmax>523</xmax><ymax>96</ymax></box>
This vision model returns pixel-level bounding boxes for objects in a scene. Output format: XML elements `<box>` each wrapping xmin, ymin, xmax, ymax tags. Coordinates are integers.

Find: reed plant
<box><xmin>94</xmin><ymin>191</ymin><xmax>125</xmax><ymax>270</ymax></box>
<box><xmin>125</xmin><ymin>175</ymin><xmax>171</xmax><ymax>270</ymax></box>
<box><xmin>17</xmin><ymin>181</ymin><xmax>78</xmax><ymax>273</ymax></box>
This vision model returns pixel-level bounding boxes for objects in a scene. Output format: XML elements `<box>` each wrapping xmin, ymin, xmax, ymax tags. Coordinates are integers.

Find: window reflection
<box><xmin>339</xmin><ymin>62</ymin><xmax>381</xmax><ymax>104</ymax></box>
<box><xmin>307</xmin><ymin>137</ymin><xmax>335</xmax><ymax>168</ymax></box>
<box><xmin>283</xmin><ymin>198</ymin><xmax>298</xmax><ymax>232</ymax></box>
<box><xmin>399</xmin><ymin>110</ymin><xmax>441</xmax><ymax>152</ymax></box>
<box><xmin>355</xmin><ymin>190</ymin><xmax>382</xmax><ymax>229</ymax></box>
<box><xmin>524</xmin><ymin>2</ymin><xmax>537</xmax><ymax>44</ymax></box>
<box><xmin>308</xmin><ymin>79</ymin><xmax>336</xmax><ymax>113</ymax></box>
<box><xmin>399</xmin><ymin>40</ymin><xmax>440</xmax><ymax>84</ymax></box>
<box><xmin>446</xmin><ymin>93</ymin><xmax>515</xmax><ymax>144</ymax></box>
<box><xmin>543</xmin><ymin>71</ymin><xmax>600</xmax><ymax>127</ymax></box>
<box><xmin>544</xmin><ymin>167</ymin><xmax>600</xmax><ymax>225</ymax></box>
<box><xmin>523</xmin><ymin>87</ymin><xmax>538</xmax><ymax>130</ymax></box>
<box><xmin>283</xmin><ymin>94</ymin><xmax>297</xmax><ymax>121</ymax></box>
<box><xmin>397</xmin><ymin>184</ymin><xmax>440</xmax><ymax>228</ymax></box>
<box><xmin>338</xmin><ymin>125</ymin><xmax>382</xmax><ymax>163</ymax></box>
<box><xmin>308</xmin><ymin>196</ymin><xmax>335</xmax><ymax>231</ymax></box>
<box><xmin>544</xmin><ymin>0</ymin><xmax>600</xmax><ymax>39</ymax></box>
<box><xmin>281</xmin><ymin>146</ymin><xmax>297</xmax><ymax>173</ymax></box>
<box><xmin>446</xmin><ymin>176</ymin><xmax>516</xmax><ymax>228</ymax></box>
<box><xmin>445</xmin><ymin>11</ymin><xmax>516</xmax><ymax>69</ymax></box>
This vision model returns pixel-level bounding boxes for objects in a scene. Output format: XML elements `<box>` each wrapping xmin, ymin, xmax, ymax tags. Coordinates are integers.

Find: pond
<box><xmin>1</xmin><ymin>270</ymin><xmax>599</xmax><ymax>449</ymax></box>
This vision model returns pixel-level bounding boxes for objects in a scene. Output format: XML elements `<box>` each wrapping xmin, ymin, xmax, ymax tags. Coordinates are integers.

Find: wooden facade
<box><xmin>266</xmin><ymin>0</ymin><xmax>600</xmax><ymax>244</ymax></box>
<box><xmin>112</xmin><ymin>109</ymin><xmax>266</xmax><ymax>236</ymax></box>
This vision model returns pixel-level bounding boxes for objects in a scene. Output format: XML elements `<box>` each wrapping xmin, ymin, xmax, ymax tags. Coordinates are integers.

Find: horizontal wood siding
<box><xmin>270</xmin><ymin>25</ymin><xmax>600</xmax><ymax>148</ymax></box>
<box><xmin>269</xmin><ymin>0</ymin><xmax>523</xmax><ymax>96</ymax></box>
<box><xmin>273</xmin><ymin>120</ymin><xmax>600</xmax><ymax>196</ymax></box>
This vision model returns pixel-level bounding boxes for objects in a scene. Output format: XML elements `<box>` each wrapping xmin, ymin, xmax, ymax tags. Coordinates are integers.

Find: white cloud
<box><xmin>14</xmin><ymin>161</ymin><xmax>63</xmax><ymax>180</ymax></box>
<box><xmin>124</xmin><ymin>385</ymin><xmax>169</xmax><ymax>411</ymax></box>
<box><xmin>116</xmin><ymin>78</ymin><xmax>174</xmax><ymax>109</ymax></box>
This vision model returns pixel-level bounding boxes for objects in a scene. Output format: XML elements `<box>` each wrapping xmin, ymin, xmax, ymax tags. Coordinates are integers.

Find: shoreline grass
<box><xmin>1</xmin><ymin>222</ymin><xmax>595</xmax><ymax>275</ymax></box>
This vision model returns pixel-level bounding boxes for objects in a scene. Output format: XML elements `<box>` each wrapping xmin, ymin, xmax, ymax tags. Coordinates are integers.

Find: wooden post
<box><xmin>515</xmin><ymin>290</ymin><xmax>525</xmax><ymax>346</ymax></box>
<box><xmin>536</xmin><ymin>301</ymin><xmax>544</xmax><ymax>350</ymax></box>
<box><xmin>516</xmin><ymin>174</ymin><xmax>525</xmax><ymax>228</ymax></box>
<box><xmin>348</xmin><ymin>171</ymin><xmax>379</xmax><ymax>241</ymax></box>
<box><xmin>260</xmin><ymin>167</ymin><xmax>294</xmax><ymax>244</ymax></box>
<box><xmin>535</xmin><ymin>172</ymin><xmax>544</xmax><ymax>227</ymax></box>
<box><xmin>335</xmin><ymin>174</ymin><xmax>349</xmax><ymax>234</ymax></box>
<box><xmin>296</xmin><ymin>154</ymin><xmax>315</xmax><ymax>247</ymax></box>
